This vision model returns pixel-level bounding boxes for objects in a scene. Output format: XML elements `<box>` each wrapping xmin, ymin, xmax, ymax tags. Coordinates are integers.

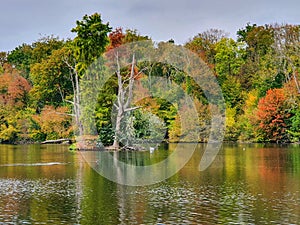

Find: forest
<box><xmin>0</xmin><ymin>13</ymin><xmax>299</xmax><ymax>145</ymax></box>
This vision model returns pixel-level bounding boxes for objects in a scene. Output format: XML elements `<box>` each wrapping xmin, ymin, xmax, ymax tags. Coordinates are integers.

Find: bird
<box><xmin>149</xmin><ymin>147</ymin><xmax>155</xmax><ymax>153</ymax></box>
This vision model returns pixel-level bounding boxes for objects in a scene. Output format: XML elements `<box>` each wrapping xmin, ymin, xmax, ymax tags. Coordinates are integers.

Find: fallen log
<box><xmin>41</xmin><ymin>139</ymin><xmax>72</xmax><ymax>144</ymax></box>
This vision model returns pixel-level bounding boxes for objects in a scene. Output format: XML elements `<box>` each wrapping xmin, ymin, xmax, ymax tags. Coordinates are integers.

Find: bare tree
<box><xmin>273</xmin><ymin>23</ymin><xmax>300</xmax><ymax>93</ymax></box>
<box><xmin>63</xmin><ymin>57</ymin><xmax>84</xmax><ymax>137</ymax></box>
<box><xmin>112</xmin><ymin>53</ymin><xmax>142</xmax><ymax>149</ymax></box>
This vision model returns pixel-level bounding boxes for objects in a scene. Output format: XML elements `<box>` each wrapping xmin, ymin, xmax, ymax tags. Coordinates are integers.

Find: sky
<box><xmin>1</xmin><ymin>0</ymin><xmax>300</xmax><ymax>52</ymax></box>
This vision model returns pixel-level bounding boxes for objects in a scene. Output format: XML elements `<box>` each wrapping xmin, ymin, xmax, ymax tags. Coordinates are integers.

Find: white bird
<box><xmin>149</xmin><ymin>147</ymin><xmax>155</xmax><ymax>153</ymax></box>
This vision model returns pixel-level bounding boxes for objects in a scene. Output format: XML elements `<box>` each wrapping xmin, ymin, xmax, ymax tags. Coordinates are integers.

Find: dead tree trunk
<box><xmin>64</xmin><ymin>58</ymin><xmax>84</xmax><ymax>137</ymax></box>
<box><xmin>112</xmin><ymin>53</ymin><xmax>140</xmax><ymax>149</ymax></box>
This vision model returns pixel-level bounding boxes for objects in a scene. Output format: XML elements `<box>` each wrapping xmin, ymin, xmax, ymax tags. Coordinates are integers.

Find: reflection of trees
<box><xmin>0</xmin><ymin>145</ymin><xmax>78</xmax><ymax>223</ymax></box>
<box><xmin>79</xmin><ymin>144</ymin><xmax>300</xmax><ymax>224</ymax></box>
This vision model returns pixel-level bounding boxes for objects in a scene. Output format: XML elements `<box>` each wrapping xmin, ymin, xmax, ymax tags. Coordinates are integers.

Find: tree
<box><xmin>112</xmin><ymin>54</ymin><xmax>141</xmax><ymax>149</ymax></box>
<box><xmin>123</xmin><ymin>29</ymin><xmax>151</xmax><ymax>43</ymax></box>
<box><xmin>31</xmin><ymin>105</ymin><xmax>73</xmax><ymax>140</ymax></box>
<box><xmin>0</xmin><ymin>66</ymin><xmax>31</xmax><ymax>109</ymax></box>
<box><xmin>185</xmin><ymin>29</ymin><xmax>227</xmax><ymax>66</ymax></box>
<box><xmin>65</xmin><ymin>13</ymin><xmax>112</xmax><ymax>138</ymax></box>
<box><xmin>254</xmin><ymin>88</ymin><xmax>289</xmax><ymax>142</ymax></box>
<box><xmin>238</xmin><ymin>24</ymin><xmax>274</xmax><ymax>61</ymax></box>
<box><xmin>238</xmin><ymin>89</ymin><xmax>259</xmax><ymax>142</ymax></box>
<box><xmin>273</xmin><ymin>24</ymin><xmax>300</xmax><ymax>94</ymax></box>
<box><xmin>213</xmin><ymin>38</ymin><xmax>245</xmax><ymax>109</ymax></box>
<box><xmin>7</xmin><ymin>36</ymin><xmax>65</xmax><ymax>79</ymax></box>
<box><xmin>31</xmin><ymin>36</ymin><xmax>65</xmax><ymax>63</ymax></box>
<box><xmin>214</xmin><ymin>38</ymin><xmax>245</xmax><ymax>82</ymax></box>
<box><xmin>71</xmin><ymin>13</ymin><xmax>112</xmax><ymax>77</ymax></box>
<box><xmin>237</xmin><ymin>24</ymin><xmax>275</xmax><ymax>91</ymax></box>
<box><xmin>107</xmin><ymin>27</ymin><xmax>125</xmax><ymax>51</ymax></box>
<box><xmin>0</xmin><ymin>52</ymin><xmax>7</xmax><ymax>66</ymax></box>
<box><xmin>7</xmin><ymin>43</ymin><xmax>33</xmax><ymax>79</ymax></box>
<box><xmin>29</xmin><ymin>47</ymin><xmax>73</xmax><ymax>108</ymax></box>
<box><xmin>0</xmin><ymin>67</ymin><xmax>31</xmax><ymax>143</ymax></box>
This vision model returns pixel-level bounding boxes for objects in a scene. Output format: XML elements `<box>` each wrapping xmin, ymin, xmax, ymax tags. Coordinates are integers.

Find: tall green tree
<box><xmin>71</xmin><ymin>13</ymin><xmax>112</xmax><ymax>77</ymax></box>
<box><xmin>66</xmin><ymin>13</ymin><xmax>112</xmax><ymax>137</ymax></box>
<box><xmin>29</xmin><ymin>47</ymin><xmax>73</xmax><ymax>108</ymax></box>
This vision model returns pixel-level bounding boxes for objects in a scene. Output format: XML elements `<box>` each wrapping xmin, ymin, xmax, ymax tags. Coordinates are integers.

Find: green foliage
<box><xmin>259</xmin><ymin>72</ymin><xmax>285</xmax><ymax>97</ymax></box>
<box><xmin>31</xmin><ymin>36</ymin><xmax>64</xmax><ymax>63</ymax></box>
<box><xmin>221</xmin><ymin>76</ymin><xmax>244</xmax><ymax>109</ymax></box>
<box><xmin>123</xmin><ymin>29</ymin><xmax>151</xmax><ymax>43</ymax></box>
<box><xmin>133</xmin><ymin>109</ymin><xmax>166</xmax><ymax>141</ymax></box>
<box><xmin>7</xmin><ymin>36</ymin><xmax>65</xmax><ymax>79</ymax></box>
<box><xmin>215</xmin><ymin>38</ymin><xmax>245</xmax><ymax>82</ymax></box>
<box><xmin>29</xmin><ymin>47</ymin><xmax>73</xmax><ymax>107</ymax></box>
<box><xmin>7</xmin><ymin>43</ymin><xmax>33</xmax><ymax>79</ymax></box>
<box><xmin>185</xmin><ymin>29</ymin><xmax>227</xmax><ymax>65</ymax></box>
<box><xmin>238</xmin><ymin>24</ymin><xmax>274</xmax><ymax>60</ymax></box>
<box><xmin>287</xmin><ymin>108</ymin><xmax>300</xmax><ymax>142</ymax></box>
<box><xmin>2</xmin><ymin>19</ymin><xmax>300</xmax><ymax>144</ymax></box>
<box><xmin>71</xmin><ymin>13</ymin><xmax>111</xmax><ymax>76</ymax></box>
<box><xmin>94</xmin><ymin>75</ymin><xmax>118</xmax><ymax>145</ymax></box>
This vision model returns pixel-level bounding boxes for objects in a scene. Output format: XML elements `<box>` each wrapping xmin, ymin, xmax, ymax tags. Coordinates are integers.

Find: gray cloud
<box><xmin>1</xmin><ymin>0</ymin><xmax>300</xmax><ymax>52</ymax></box>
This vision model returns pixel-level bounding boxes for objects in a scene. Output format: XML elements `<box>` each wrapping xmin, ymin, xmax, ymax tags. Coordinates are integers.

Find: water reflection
<box><xmin>80</xmin><ymin>143</ymin><xmax>196</xmax><ymax>186</ymax></box>
<box><xmin>0</xmin><ymin>143</ymin><xmax>299</xmax><ymax>224</ymax></box>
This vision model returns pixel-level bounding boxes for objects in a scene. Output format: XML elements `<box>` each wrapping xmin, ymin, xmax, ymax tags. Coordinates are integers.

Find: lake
<box><xmin>0</xmin><ymin>143</ymin><xmax>299</xmax><ymax>224</ymax></box>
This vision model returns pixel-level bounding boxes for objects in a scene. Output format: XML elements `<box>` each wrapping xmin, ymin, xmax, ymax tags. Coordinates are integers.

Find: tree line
<box><xmin>0</xmin><ymin>13</ymin><xmax>299</xmax><ymax>145</ymax></box>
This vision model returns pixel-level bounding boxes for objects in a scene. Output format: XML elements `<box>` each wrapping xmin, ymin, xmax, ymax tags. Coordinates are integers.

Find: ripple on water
<box><xmin>0</xmin><ymin>178</ymin><xmax>78</xmax><ymax>224</ymax></box>
<box><xmin>120</xmin><ymin>180</ymin><xmax>300</xmax><ymax>224</ymax></box>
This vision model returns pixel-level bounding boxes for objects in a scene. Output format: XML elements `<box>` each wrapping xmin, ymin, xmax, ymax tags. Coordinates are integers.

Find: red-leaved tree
<box><xmin>255</xmin><ymin>88</ymin><xmax>289</xmax><ymax>142</ymax></box>
<box><xmin>0</xmin><ymin>66</ymin><xmax>31</xmax><ymax>108</ymax></box>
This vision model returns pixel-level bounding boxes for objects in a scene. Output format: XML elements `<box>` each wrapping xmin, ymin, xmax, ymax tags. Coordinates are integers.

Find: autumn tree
<box><xmin>0</xmin><ymin>66</ymin><xmax>31</xmax><ymax>143</ymax></box>
<box><xmin>123</xmin><ymin>29</ymin><xmax>151</xmax><ymax>43</ymax></box>
<box><xmin>0</xmin><ymin>66</ymin><xmax>31</xmax><ymax>109</ymax></box>
<box><xmin>107</xmin><ymin>27</ymin><xmax>125</xmax><ymax>51</ymax></box>
<box><xmin>254</xmin><ymin>88</ymin><xmax>289</xmax><ymax>142</ymax></box>
<box><xmin>31</xmin><ymin>105</ymin><xmax>73</xmax><ymax>140</ymax></box>
<box><xmin>185</xmin><ymin>29</ymin><xmax>227</xmax><ymax>67</ymax></box>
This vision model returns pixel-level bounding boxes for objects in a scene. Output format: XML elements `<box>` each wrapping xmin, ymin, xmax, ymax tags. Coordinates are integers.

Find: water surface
<box><xmin>0</xmin><ymin>143</ymin><xmax>299</xmax><ymax>224</ymax></box>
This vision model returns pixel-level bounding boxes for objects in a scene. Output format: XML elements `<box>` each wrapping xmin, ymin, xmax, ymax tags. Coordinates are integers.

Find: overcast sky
<box><xmin>1</xmin><ymin>0</ymin><xmax>300</xmax><ymax>52</ymax></box>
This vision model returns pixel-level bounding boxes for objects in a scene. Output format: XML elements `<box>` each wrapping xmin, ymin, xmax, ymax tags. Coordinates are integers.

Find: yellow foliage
<box><xmin>32</xmin><ymin>105</ymin><xmax>73</xmax><ymax>140</ymax></box>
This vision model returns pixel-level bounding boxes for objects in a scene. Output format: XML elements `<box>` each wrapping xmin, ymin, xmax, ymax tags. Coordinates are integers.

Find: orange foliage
<box><xmin>255</xmin><ymin>88</ymin><xmax>289</xmax><ymax>141</ymax></box>
<box><xmin>32</xmin><ymin>105</ymin><xmax>72</xmax><ymax>140</ymax></box>
<box><xmin>0</xmin><ymin>68</ymin><xmax>31</xmax><ymax>108</ymax></box>
<box><xmin>106</xmin><ymin>27</ymin><xmax>125</xmax><ymax>51</ymax></box>
<box><xmin>283</xmin><ymin>75</ymin><xmax>300</xmax><ymax>99</ymax></box>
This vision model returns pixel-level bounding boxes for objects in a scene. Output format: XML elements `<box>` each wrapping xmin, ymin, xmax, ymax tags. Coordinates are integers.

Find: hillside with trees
<box><xmin>0</xmin><ymin>13</ymin><xmax>299</xmax><ymax>145</ymax></box>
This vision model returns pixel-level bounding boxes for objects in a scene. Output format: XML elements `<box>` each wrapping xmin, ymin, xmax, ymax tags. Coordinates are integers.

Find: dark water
<box><xmin>0</xmin><ymin>143</ymin><xmax>299</xmax><ymax>224</ymax></box>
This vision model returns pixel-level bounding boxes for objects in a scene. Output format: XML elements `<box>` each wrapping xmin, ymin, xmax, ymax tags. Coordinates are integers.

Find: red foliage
<box><xmin>106</xmin><ymin>28</ymin><xmax>125</xmax><ymax>51</ymax></box>
<box><xmin>255</xmin><ymin>88</ymin><xmax>289</xmax><ymax>141</ymax></box>
<box><xmin>0</xmin><ymin>70</ymin><xmax>31</xmax><ymax>108</ymax></box>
